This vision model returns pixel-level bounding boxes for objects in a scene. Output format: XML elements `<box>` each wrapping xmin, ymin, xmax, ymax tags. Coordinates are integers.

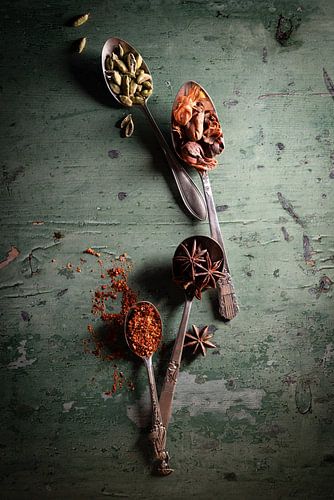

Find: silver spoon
<box><xmin>159</xmin><ymin>235</ymin><xmax>224</xmax><ymax>432</ymax></box>
<box><xmin>171</xmin><ymin>81</ymin><xmax>239</xmax><ymax>320</ymax></box>
<box><xmin>124</xmin><ymin>301</ymin><xmax>173</xmax><ymax>476</ymax></box>
<box><xmin>102</xmin><ymin>38</ymin><xmax>207</xmax><ymax>221</ymax></box>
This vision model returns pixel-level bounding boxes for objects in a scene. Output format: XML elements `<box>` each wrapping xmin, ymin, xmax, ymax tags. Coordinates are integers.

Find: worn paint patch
<box><xmin>277</xmin><ymin>192</ymin><xmax>305</xmax><ymax>227</ymax></box>
<box><xmin>127</xmin><ymin>372</ymin><xmax>265</xmax><ymax>428</ymax></box>
<box><xmin>323</xmin><ymin>68</ymin><xmax>334</xmax><ymax>100</ymax></box>
<box><xmin>303</xmin><ymin>234</ymin><xmax>315</xmax><ymax>266</ymax></box>
<box><xmin>7</xmin><ymin>340</ymin><xmax>36</xmax><ymax>369</ymax></box>
<box><xmin>108</xmin><ymin>149</ymin><xmax>120</xmax><ymax>159</ymax></box>
<box><xmin>0</xmin><ymin>246</ymin><xmax>20</xmax><ymax>270</ymax></box>
<box><xmin>62</xmin><ymin>401</ymin><xmax>75</xmax><ymax>412</ymax></box>
<box><xmin>320</xmin><ymin>343</ymin><xmax>334</xmax><ymax>368</ymax></box>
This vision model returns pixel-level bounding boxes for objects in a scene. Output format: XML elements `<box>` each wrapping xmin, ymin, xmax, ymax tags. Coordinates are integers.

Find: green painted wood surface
<box><xmin>0</xmin><ymin>0</ymin><xmax>333</xmax><ymax>498</ymax></box>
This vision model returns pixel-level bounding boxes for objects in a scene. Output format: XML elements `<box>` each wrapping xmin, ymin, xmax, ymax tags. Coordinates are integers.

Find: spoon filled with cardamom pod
<box><xmin>101</xmin><ymin>38</ymin><xmax>207</xmax><ymax>221</ymax></box>
<box><xmin>171</xmin><ymin>81</ymin><xmax>239</xmax><ymax>320</ymax></box>
<box><xmin>124</xmin><ymin>301</ymin><xmax>173</xmax><ymax>476</ymax></box>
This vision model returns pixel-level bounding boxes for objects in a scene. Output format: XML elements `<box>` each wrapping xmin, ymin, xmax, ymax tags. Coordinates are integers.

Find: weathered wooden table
<box><xmin>1</xmin><ymin>0</ymin><xmax>333</xmax><ymax>498</ymax></box>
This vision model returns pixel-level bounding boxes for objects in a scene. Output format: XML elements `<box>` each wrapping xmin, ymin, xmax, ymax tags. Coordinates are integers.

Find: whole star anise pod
<box><xmin>174</xmin><ymin>239</ymin><xmax>208</xmax><ymax>280</ymax></box>
<box><xmin>183</xmin><ymin>325</ymin><xmax>216</xmax><ymax>356</ymax></box>
<box><xmin>195</xmin><ymin>253</ymin><xmax>225</xmax><ymax>290</ymax></box>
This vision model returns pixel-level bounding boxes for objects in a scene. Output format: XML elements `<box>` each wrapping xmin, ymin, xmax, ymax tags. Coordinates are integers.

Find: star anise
<box><xmin>195</xmin><ymin>253</ymin><xmax>225</xmax><ymax>290</ymax></box>
<box><xmin>174</xmin><ymin>239</ymin><xmax>208</xmax><ymax>280</ymax></box>
<box><xmin>183</xmin><ymin>325</ymin><xmax>216</xmax><ymax>356</ymax></box>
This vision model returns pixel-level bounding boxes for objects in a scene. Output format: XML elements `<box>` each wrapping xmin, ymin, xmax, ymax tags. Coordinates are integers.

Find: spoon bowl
<box><xmin>102</xmin><ymin>37</ymin><xmax>152</xmax><ymax>107</ymax></box>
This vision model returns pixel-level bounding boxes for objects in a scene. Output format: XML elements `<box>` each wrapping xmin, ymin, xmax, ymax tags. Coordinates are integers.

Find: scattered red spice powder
<box><xmin>84</xmin><ymin>256</ymin><xmax>138</xmax><ymax>396</ymax></box>
<box><xmin>84</xmin><ymin>247</ymin><xmax>101</xmax><ymax>257</ymax></box>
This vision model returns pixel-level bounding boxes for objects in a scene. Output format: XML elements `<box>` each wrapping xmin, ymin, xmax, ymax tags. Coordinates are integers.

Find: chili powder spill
<box><xmin>84</xmin><ymin>256</ymin><xmax>138</xmax><ymax>395</ymax></box>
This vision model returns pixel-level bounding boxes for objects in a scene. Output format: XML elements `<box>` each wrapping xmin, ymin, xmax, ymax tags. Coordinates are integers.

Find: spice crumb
<box><xmin>84</xmin><ymin>248</ymin><xmax>101</xmax><ymax>257</ymax></box>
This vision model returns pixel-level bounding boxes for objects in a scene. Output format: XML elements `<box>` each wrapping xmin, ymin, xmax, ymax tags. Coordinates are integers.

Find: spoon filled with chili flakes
<box><xmin>124</xmin><ymin>301</ymin><xmax>173</xmax><ymax>476</ymax></box>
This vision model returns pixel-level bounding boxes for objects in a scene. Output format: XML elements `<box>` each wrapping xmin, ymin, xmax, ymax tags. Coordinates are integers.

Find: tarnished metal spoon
<box><xmin>171</xmin><ymin>81</ymin><xmax>239</xmax><ymax>320</ymax></box>
<box><xmin>159</xmin><ymin>235</ymin><xmax>224</xmax><ymax>432</ymax></box>
<box><xmin>102</xmin><ymin>38</ymin><xmax>207</xmax><ymax>221</ymax></box>
<box><xmin>124</xmin><ymin>301</ymin><xmax>173</xmax><ymax>476</ymax></box>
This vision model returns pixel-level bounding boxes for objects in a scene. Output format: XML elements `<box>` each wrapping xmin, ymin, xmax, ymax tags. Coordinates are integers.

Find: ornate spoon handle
<box><xmin>141</xmin><ymin>103</ymin><xmax>207</xmax><ymax>221</ymax></box>
<box><xmin>200</xmin><ymin>171</ymin><xmax>239</xmax><ymax>320</ymax></box>
<box><xmin>144</xmin><ymin>356</ymin><xmax>173</xmax><ymax>476</ymax></box>
<box><xmin>159</xmin><ymin>298</ymin><xmax>193</xmax><ymax>428</ymax></box>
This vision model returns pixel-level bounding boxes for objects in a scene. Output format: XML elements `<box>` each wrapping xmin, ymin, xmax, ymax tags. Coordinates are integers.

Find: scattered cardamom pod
<box><xmin>73</xmin><ymin>13</ymin><xmax>90</xmax><ymax>27</ymax></box>
<box><xmin>120</xmin><ymin>114</ymin><xmax>132</xmax><ymax>128</ymax></box>
<box><xmin>119</xmin><ymin>95</ymin><xmax>133</xmax><ymax>107</ymax></box>
<box><xmin>124</xmin><ymin>116</ymin><xmax>134</xmax><ymax>138</ymax></box>
<box><xmin>77</xmin><ymin>37</ymin><xmax>87</xmax><ymax>53</ymax></box>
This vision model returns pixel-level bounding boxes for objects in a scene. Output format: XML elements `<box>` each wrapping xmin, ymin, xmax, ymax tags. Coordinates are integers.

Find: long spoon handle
<box><xmin>159</xmin><ymin>298</ymin><xmax>193</xmax><ymax>428</ymax></box>
<box><xmin>201</xmin><ymin>171</ymin><xmax>239</xmax><ymax>320</ymax></box>
<box><xmin>145</xmin><ymin>357</ymin><xmax>173</xmax><ymax>476</ymax></box>
<box><xmin>141</xmin><ymin>103</ymin><xmax>207</xmax><ymax>221</ymax></box>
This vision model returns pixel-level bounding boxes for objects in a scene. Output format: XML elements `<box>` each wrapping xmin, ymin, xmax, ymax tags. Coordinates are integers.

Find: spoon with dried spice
<box><xmin>171</xmin><ymin>81</ymin><xmax>239</xmax><ymax>320</ymax></box>
<box><xmin>124</xmin><ymin>301</ymin><xmax>173</xmax><ymax>476</ymax></box>
<box><xmin>101</xmin><ymin>37</ymin><xmax>207</xmax><ymax>221</ymax></box>
<box><xmin>159</xmin><ymin>235</ymin><xmax>224</xmax><ymax>435</ymax></box>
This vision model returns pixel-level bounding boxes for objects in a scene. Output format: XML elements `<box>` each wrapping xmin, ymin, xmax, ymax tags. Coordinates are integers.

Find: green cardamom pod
<box><xmin>132</xmin><ymin>96</ymin><xmax>145</xmax><ymax>105</ymax></box>
<box><xmin>109</xmin><ymin>82</ymin><xmax>121</xmax><ymax>94</ymax></box>
<box><xmin>137</xmin><ymin>72</ymin><xmax>151</xmax><ymax>85</ymax></box>
<box><xmin>135</xmin><ymin>53</ymin><xmax>143</xmax><ymax>71</ymax></box>
<box><xmin>119</xmin><ymin>95</ymin><xmax>133</xmax><ymax>107</ymax></box>
<box><xmin>129</xmin><ymin>80</ymin><xmax>138</xmax><ymax>96</ymax></box>
<box><xmin>122</xmin><ymin>75</ymin><xmax>131</xmax><ymax>97</ymax></box>
<box><xmin>126</xmin><ymin>53</ymin><xmax>137</xmax><ymax>76</ymax></box>
<box><xmin>114</xmin><ymin>58</ymin><xmax>128</xmax><ymax>74</ymax></box>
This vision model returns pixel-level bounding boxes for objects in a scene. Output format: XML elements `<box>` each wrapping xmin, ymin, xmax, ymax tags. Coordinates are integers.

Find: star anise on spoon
<box><xmin>174</xmin><ymin>239</ymin><xmax>208</xmax><ymax>280</ymax></box>
<box><xmin>195</xmin><ymin>253</ymin><xmax>225</xmax><ymax>289</ymax></box>
<box><xmin>183</xmin><ymin>325</ymin><xmax>216</xmax><ymax>356</ymax></box>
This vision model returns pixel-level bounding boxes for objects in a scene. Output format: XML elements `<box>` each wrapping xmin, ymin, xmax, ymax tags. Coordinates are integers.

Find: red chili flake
<box><xmin>84</xmin><ymin>248</ymin><xmax>101</xmax><ymax>257</ymax></box>
<box><xmin>76</xmin><ymin>267</ymin><xmax>81</xmax><ymax>273</ymax></box>
<box><xmin>84</xmin><ymin>258</ymin><xmax>138</xmax><ymax>394</ymax></box>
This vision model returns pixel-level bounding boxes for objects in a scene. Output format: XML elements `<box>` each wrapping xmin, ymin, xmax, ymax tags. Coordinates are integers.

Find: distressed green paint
<box><xmin>0</xmin><ymin>0</ymin><xmax>334</xmax><ymax>498</ymax></box>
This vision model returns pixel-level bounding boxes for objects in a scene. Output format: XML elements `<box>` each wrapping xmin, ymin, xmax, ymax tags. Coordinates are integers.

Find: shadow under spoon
<box><xmin>101</xmin><ymin>37</ymin><xmax>207</xmax><ymax>221</ymax></box>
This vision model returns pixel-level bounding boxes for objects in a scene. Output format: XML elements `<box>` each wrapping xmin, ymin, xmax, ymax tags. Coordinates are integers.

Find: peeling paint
<box><xmin>7</xmin><ymin>340</ymin><xmax>36</xmax><ymax>369</ymax></box>
<box><xmin>320</xmin><ymin>343</ymin><xmax>334</xmax><ymax>368</ymax></box>
<box><xmin>127</xmin><ymin>372</ymin><xmax>265</xmax><ymax>428</ymax></box>
<box><xmin>0</xmin><ymin>246</ymin><xmax>20</xmax><ymax>270</ymax></box>
<box><xmin>62</xmin><ymin>401</ymin><xmax>75</xmax><ymax>412</ymax></box>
